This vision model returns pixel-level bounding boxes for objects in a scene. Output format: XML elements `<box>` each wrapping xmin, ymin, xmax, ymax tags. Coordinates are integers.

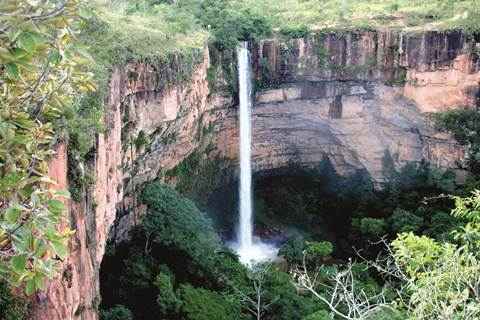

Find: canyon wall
<box><xmin>217</xmin><ymin>30</ymin><xmax>479</xmax><ymax>184</ymax></box>
<box><xmin>32</xmin><ymin>29</ymin><xmax>479</xmax><ymax>319</ymax></box>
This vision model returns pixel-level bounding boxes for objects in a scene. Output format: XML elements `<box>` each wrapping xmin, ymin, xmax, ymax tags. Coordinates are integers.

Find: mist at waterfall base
<box><xmin>229</xmin><ymin>42</ymin><xmax>278</xmax><ymax>265</ymax></box>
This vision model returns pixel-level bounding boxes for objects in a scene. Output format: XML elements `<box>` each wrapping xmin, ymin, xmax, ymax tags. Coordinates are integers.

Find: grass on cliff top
<box><xmin>238</xmin><ymin>0</ymin><xmax>480</xmax><ymax>33</ymax></box>
<box><xmin>90</xmin><ymin>0</ymin><xmax>480</xmax><ymax>53</ymax></box>
<box><xmin>82</xmin><ymin>2</ymin><xmax>208</xmax><ymax>69</ymax></box>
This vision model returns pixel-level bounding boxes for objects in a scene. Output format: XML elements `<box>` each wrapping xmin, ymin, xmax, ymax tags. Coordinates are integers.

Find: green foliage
<box><xmin>388</xmin><ymin>208</ymin><xmax>423</xmax><ymax>234</ymax></box>
<box><xmin>424</xmin><ymin>211</ymin><xmax>459</xmax><ymax>241</ymax></box>
<box><xmin>0</xmin><ymin>281</ymin><xmax>29</xmax><ymax>320</ymax></box>
<box><xmin>305</xmin><ymin>241</ymin><xmax>333</xmax><ymax>261</ymax></box>
<box><xmin>100</xmin><ymin>305</ymin><xmax>133</xmax><ymax>320</ymax></box>
<box><xmin>392</xmin><ymin>232</ymin><xmax>443</xmax><ymax>277</ymax></box>
<box><xmin>134</xmin><ymin>130</ymin><xmax>149</xmax><ymax>149</ymax></box>
<box><xmin>358</xmin><ymin>217</ymin><xmax>387</xmax><ymax>237</ymax></box>
<box><xmin>165</xmin><ymin>149</ymin><xmax>227</xmax><ymax>204</ymax></box>
<box><xmin>179</xmin><ymin>284</ymin><xmax>242</xmax><ymax>320</ymax></box>
<box><xmin>392</xmin><ymin>227</ymin><xmax>480</xmax><ymax>319</ymax></box>
<box><xmin>0</xmin><ymin>0</ymin><xmax>93</xmax><ymax>293</ymax></box>
<box><xmin>140</xmin><ymin>183</ymin><xmax>221</xmax><ymax>267</ymax></box>
<box><xmin>367</xmin><ymin>307</ymin><xmax>407</xmax><ymax>320</ymax></box>
<box><xmin>141</xmin><ymin>182</ymin><xmax>247</xmax><ymax>284</ymax></box>
<box><xmin>198</xmin><ymin>0</ymin><xmax>272</xmax><ymax>50</ymax></box>
<box><xmin>434</xmin><ymin>109</ymin><xmax>480</xmax><ymax>145</ymax></box>
<box><xmin>434</xmin><ymin>109</ymin><xmax>480</xmax><ymax>174</ymax></box>
<box><xmin>279</xmin><ymin>24</ymin><xmax>310</xmax><ymax>39</ymax></box>
<box><xmin>101</xmin><ymin>182</ymin><xmax>251</xmax><ymax>320</ymax></box>
<box><xmin>279</xmin><ymin>236</ymin><xmax>306</xmax><ymax>265</ymax></box>
<box><xmin>302</xmin><ymin>310</ymin><xmax>332</xmax><ymax>320</ymax></box>
<box><xmin>81</xmin><ymin>2</ymin><xmax>207</xmax><ymax>68</ymax></box>
<box><xmin>118</xmin><ymin>253</ymin><xmax>157</xmax><ymax>293</ymax></box>
<box><xmin>226</xmin><ymin>0</ymin><xmax>480</xmax><ymax>32</ymax></box>
<box><xmin>154</xmin><ymin>270</ymin><xmax>181</xmax><ymax>315</ymax></box>
<box><xmin>261</xmin><ymin>267</ymin><xmax>318</xmax><ymax>320</ymax></box>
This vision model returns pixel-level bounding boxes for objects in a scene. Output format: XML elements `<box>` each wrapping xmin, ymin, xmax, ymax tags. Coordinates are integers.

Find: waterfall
<box><xmin>233</xmin><ymin>42</ymin><xmax>278</xmax><ymax>265</ymax></box>
<box><xmin>238</xmin><ymin>42</ymin><xmax>254</xmax><ymax>249</ymax></box>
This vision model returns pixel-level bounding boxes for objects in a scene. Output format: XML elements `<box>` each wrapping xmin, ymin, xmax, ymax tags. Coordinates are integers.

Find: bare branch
<box><xmin>292</xmin><ymin>253</ymin><xmax>395</xmax><ymax>320</ymax></box>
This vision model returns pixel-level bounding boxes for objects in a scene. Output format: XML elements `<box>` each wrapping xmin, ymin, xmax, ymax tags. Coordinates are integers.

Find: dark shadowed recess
<box><xmin>206</xmin><ymin>155</ymin><xmax>457</xmax><ymax>258</ymax></box>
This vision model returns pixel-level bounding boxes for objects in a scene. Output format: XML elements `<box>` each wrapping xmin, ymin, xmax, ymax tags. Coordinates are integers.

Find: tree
<box><xmin>154</xmin><ymin>270</ymin><xmax>181</xmax><ymax>315</ymax></box>
<box><xmin>388</xmin><ymin>208</ymin><xmax>423</xmax><ymax>234</ymax></box>
<box><xmin>279</xmin><ymin>236</ymin><xmax>306</xmax><ymax>265</ymax></box>
<box><xmin>359</xmin><ymin>191</ymin><xmax>480</xmax><ymax>319</ymax></box>
<box><xmin>179</xmin><ymin>284</ymin><xmax>242</xmax><ymax>320</ymax></box>
<box><xmin>0</xmin><ymin>0</ymin><xmax>95</xmax><ymax>293</ymax></box>
<box><xmin>305</xmin><ymin>241</ymin><xmax>333</xmax><ymax>264</ymax></box>
<box><xmin>292</xmin><ymin>256</ymin><xmax>393</xmax><ymax>320</ymax></box>
<box><xmin>235</xmin><ymin>263</ymin><xmax>278</xmax><ymax>320</ymax></box>
<box><xmin>387</xmin><ymin>191</ymin><xmax>480</xmax><ymax>319</ymax></box>
<box><xmin>358</xmin><ymin>218</ymin><xmax>387</xmax><ymax>237</ymax></box>
<box><xmin>100</xmin><ymin>305</ymin><xmax>133</xmax><ymax>320</ymax></box>
<box><xmin>391</xmin><ymin>232</ymin><xmax>480</xmax><ymax>319</ymax></box>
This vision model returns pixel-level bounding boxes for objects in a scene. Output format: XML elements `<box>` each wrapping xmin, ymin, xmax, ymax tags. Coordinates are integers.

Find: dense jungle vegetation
<box><xmin>1</xmin><ymin>0</ymin><xmax>480</xmax><ymax>319</ymax></box>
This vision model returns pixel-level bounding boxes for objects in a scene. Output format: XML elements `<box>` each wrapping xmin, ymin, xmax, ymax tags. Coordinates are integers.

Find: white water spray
<box><xmin>233</xmin><ymin>42</ymin><xmax>278</xmax><ymax>265</ymax></box>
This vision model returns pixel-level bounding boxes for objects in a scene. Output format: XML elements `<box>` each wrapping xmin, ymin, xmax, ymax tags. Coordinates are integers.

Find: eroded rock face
<box><xmin>218</xmin><ymin>84</ymin><xmax>465</xmax><ymax>187</ymax></box>
<box><xmin>31</xmin><ymin>68</ymin><xmax>125</xmax><ymax>319</ymax></box>
<box><xmin>214</xmin><ymin>30</ymin><xmax>478</xmax><ymax>186</ymax></box>
<box><xmin>33</xmin><ymin>29</ymin><xmax>479</xmax><ymax>320</ymax></box>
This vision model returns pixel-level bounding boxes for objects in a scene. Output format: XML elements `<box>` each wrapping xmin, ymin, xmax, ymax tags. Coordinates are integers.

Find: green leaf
<box><xmin>11</xmin><ymin>255</ymin><xmax>27</xmax><ymax>273</ymax></box>
<box><xmin>5</xmin><ymin>63</ymin><xmax>19</xmax><ymax>79</ymax></box>
<box><xmin>48</xmin><ymin>49</ymin><xmax>61</xmax><ymax>65</ymax></box>
<box><xmin>5</xmin><ymin>206</ymin><xmax>22</xmax><ymax>224</ymax></box>
<box><xmin>54</xmin><ymin>190</ymin><xmax>71</xmax><ymax>199</ymax></box>
<box><xmin>11</xmin><ymin>48</ymin><xmax>29</xmax><ymax>61</ymax></box>
<box><xmin>25</xmin><ymin>279</ymin><xmax>35</xmax><ymax>296</ymax></box>
<box><xmin>17</xmin><ymin>32</ymin><xmax>36</xmax><ymax>52</ymax></box>
<box><xmin>51</xmin><ymin>240</ymin><xmax>68</xmax><ymax>260</ymax></box>
<box><xmin>47</xmin><ymin>199</ymin><xmax>65</xmax><ymax>216</ymax></box>
<box><xmin>34</xmin><ymin>274</ymin><xmax>45</xmax><ymax>291</ymax></box>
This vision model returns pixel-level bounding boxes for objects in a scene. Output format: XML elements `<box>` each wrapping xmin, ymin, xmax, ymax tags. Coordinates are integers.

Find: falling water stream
<box><xmin>238</xmin><ymin>41</ymin><xmax>254</xmax><ymax>249</ymax></box>
<box><xmin>233</xmin><ymin>42</ymin><xmax>278</xmax><ymax>265</ymax></box>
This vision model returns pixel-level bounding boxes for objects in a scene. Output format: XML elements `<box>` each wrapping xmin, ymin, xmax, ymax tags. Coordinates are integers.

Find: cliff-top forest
<box><xmin>1</xmin><ymin>1</ymin><xmax>480</xmax><ymax>320</ymax></box>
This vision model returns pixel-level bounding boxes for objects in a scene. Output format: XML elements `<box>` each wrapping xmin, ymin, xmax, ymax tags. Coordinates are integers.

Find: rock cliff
<box><xmin>32</xmin><ymin>29</ymin><xmax>479</xmax><ymax>319</ymax></box>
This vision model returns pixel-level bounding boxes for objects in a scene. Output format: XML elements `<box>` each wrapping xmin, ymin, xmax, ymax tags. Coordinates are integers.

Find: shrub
<box><xmin>0</xmin><ymin>0</ymin><xmax>91</xmax><ymax>292</ymax></box>
<box><xmin>140</xmin><ymin>183</ymin><xmax>221</xmax><ymax>275</ymax></box>
<box><xmin>134</xmin><ymin>130</ymin><xmax>149</xmax><ymax>149</ymax></box>
<box><xmin>302</xmin><ymin>310</ymin><xmax>333</xmax><ymax>320</ymax></box>
<box><xmin>358</xmin><ymin>218</ymin><xmax>387</xmax><ymax>237</ymax></box>
<box><xmin>368</xmin><ymin>307</ymin><xmax>407</xmax><ymax>320</ymax></box>
<box><xmin>388</xmin><ymin>208</ymin><xmax>423</xmax><ymax>234</ymax></box>
<box><xmin>100</xmin><ymin>305</ymin><xmax>133</xmax><ymax>320</ymax></box>
<box><xmin>155</xmin><ymin>270</ymin><xmax>181</xmax><ymax>315</ymax></box>
<box><xmin>434</xmin><ymin>109</ymin><xmax>480</xmax><ymax>174</ymax></box>
<box><xmin>262</xmin><ymin>268</ymin><xmax>318</xmax><ymax>320</ymax></box>
<box><xmin>140</xmin><ymin>182</ymin><xmax>249</xmax><ymax>289</ymax></box>
<box><xmin>198</xmin><ymin>0</ymin><xmax>272</xmax><ymax>50</ymax></box>
<box><xmin>392</xmin><ymin>228</ymin><xmax>480</xmax><ymax>319</ymax></box>
<box><xmin>279</xmin><ymin>236</ymin><xmax>306</xmax><ymax>265</ymax></box>
<box><xmin>178</xmin><ymin>285</ymin><xmax>242</xmax><ymax>320</ymax></box>
<box><xmin>279</xmin><ymin>24</ymin><xmax>310</xmax><ymax>38</ymax></box>
<box><xmin>305</xmin><ymin>241</ymin><xmax>334</xmax><ymax>263</ymax></box>
<box><xmin>424</xmin><ymin>211</ymin><xmax>460</xmax><ymax>241</ymax></box>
